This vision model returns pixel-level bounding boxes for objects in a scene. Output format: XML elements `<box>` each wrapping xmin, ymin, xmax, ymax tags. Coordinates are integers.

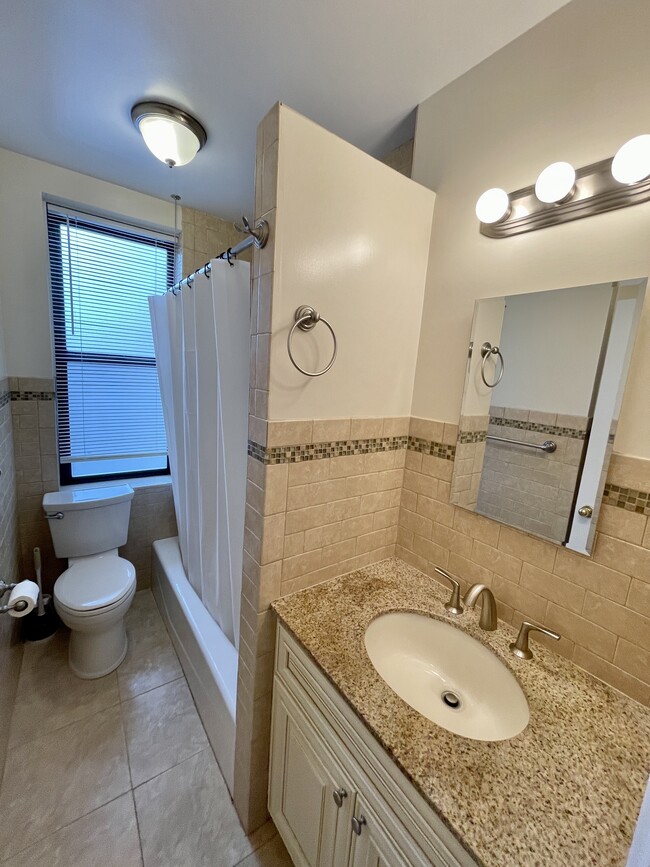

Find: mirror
<box><xmin>450</xmin><ymin>279</ymin><xmax>646</xmax><ymax>555</ymax></box>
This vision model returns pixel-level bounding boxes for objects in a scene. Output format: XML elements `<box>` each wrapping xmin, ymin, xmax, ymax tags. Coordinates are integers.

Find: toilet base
<box><xmin>68</xmin><ymin>622</ymin><xmax>128</xmax><ymax>679</ymax></box>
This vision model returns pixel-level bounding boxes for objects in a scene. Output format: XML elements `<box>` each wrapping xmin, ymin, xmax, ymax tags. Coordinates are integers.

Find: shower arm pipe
<box><xmin>169</xmin><ymin>217</ymin><xmax>269</xmax><ymax>294</ymax></box>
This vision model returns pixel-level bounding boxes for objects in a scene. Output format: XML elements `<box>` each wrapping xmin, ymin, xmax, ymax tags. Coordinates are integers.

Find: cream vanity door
<box><xmin>347</xmin><ymin>794</ymin><xmax>411</xmax><ymax>867</ymax></box>
<box><xmin>269</xmin><ymin>684</ymin><xmax>355</xmax><ymax>867</ymax></box>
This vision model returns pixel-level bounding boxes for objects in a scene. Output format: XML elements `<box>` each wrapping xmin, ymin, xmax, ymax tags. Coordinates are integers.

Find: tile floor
<box><xmin>0</xmin><ymin>590</ymin><xmax>293</xmax><ymax>867</ymax></box>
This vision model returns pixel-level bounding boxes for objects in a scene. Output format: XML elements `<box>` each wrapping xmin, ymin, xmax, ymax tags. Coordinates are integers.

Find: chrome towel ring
<box><xmin>287</xmin><ymin>305</ymin><xmax>337</xmax><ymax>377</ymax></box>
<box><xmin>480</xmin><ymin>341</ymin><xmax>504</xmax><ymax>387</ymax></box>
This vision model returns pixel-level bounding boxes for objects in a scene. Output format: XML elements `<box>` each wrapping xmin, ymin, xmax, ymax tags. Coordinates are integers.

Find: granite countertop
<box><xmin>272</xmin><ymin>558</ymin><xmax>650</xmax><ymax>867</ymax></box>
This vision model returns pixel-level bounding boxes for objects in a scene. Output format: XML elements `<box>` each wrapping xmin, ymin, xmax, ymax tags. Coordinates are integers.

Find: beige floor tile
<box><xmin>3</xmin><ymin>792</ymin><xmax>142</xmax><ymax>867</ymax></box>
<box><xmin>135</xmin><ymin>749</ymin><xmax>273</xmax><ymax>867</ymax></box>
<box><xmin>235</xmin><ymin>833</ymin><xmax>294</xmax><ymax>866</ymax></box>
<box><xmin>9</xmin><ymin>631</ymin><xmax>120</xmax><ymax>748</ymax></box>
<box><xmin>117</xmin><ymin>591</ymin><xmax>183</xmax><ymax>700</ymax></box>
<box><xmin>0</xmin><ymin>704</ymin><xmax>130</xmax><ymax>859</ymax></box>
<box><xmin>123</xmin><ymin>677</ymin><xmax>209</xmax><ymax>786</ymax></box>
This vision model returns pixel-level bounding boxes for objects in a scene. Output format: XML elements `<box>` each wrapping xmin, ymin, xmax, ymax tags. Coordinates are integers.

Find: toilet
<box><xmin>43</xmin><ymin>485</ymin><xmax>137</xmax><ymax>679</ymax></box>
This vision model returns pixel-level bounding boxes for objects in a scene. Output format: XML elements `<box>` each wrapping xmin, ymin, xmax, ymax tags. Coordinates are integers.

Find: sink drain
<box><xmin>441</xmin><ymin>690</ymin><xmax>462</xmax><ymax>710</ymax></box>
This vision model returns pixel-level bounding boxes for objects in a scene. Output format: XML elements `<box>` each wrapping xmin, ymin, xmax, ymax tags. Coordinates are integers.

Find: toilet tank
<box><xmin>43</xmin><ymin>485</ymin><xmax>134</xmax><ymax>559</ymax></box>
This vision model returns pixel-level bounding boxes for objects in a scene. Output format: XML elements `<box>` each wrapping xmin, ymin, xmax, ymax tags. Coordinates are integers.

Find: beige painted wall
<box><xmin>0</xmin><ymin>148</ymin><xmax>175</xmax><ymax>379</ymax></box>
<box><xmin>268</xmin><ymin>107</ymin><xmax>435</xmax><ymax>420</ymax></box>
<box><xmin>411</xmin><ymin>0</ymin><xmax>650</xmax><ymax>459</ymax></box>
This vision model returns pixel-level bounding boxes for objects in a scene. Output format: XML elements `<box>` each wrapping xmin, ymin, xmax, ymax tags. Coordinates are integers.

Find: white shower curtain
<box><xmin>149</xmin><ymin>259</ymin><xmax>250</xmax><ymax>648</ymax></box>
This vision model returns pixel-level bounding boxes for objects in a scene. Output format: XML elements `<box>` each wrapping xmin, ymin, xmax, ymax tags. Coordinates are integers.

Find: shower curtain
<box><xmin>149</xmin><ymin>259</ymin><xmax>250</xmax><ymax>648</ymax></box>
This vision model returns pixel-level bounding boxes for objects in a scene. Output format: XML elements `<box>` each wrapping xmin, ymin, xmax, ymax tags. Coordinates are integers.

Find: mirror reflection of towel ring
<box><xmin>480</xmin><ymin>342</ymin><xmax>504</xmax><ymax>387</ymax></box>
<box><xmin>287</xmin><ymin>306</ymin><xmax>337</xmax><ymax>377</ymax></box>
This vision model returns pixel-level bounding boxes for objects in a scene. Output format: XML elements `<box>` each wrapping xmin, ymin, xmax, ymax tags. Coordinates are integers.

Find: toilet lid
<box><xmin>55</xmin><ymin>556</ymin><xmax>136</xmax><ymax>612</ymax></box>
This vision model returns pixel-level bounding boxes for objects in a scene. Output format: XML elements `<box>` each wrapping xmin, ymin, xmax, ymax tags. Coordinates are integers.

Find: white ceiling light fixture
<box><xmin>534</xmin><ymin>161</ymin><xmax>576</xmax><ymax>204</ymax></box>
<box><xmin>131</xmin><ymin>101</ymin><xmax>207</xmax><ymax>168</ymax></box>
<box><xmin>475</xmin><ymin>188</ymin><xmax>511</xmax><ymax>224</ymax></box>
<box><xmin>611</xmin><ymin>134</ymin><xmax>650</xmax><ymax>185</ymax></box>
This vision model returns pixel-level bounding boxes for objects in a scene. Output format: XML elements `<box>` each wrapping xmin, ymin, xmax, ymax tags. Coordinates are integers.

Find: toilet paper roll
<box><xmin>8</xmin><ymin>580</ymin><xmax>39</xmax><ymax>618</ymax></box>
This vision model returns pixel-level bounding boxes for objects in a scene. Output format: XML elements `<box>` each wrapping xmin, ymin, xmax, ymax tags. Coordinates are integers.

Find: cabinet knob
<box><xmin>351</xmin><ymin>815</ymin><xmax>367</xmax><ymax>836</ymax></box>
<box><xmin>332</xmin><ymin>787</ymin><xmax>347</xmax><ymax>808</ymax></box>
<box><xmin>577</xmin><ymin>505</ymin><xmax>593</xmax><ymax>518</ymax></box>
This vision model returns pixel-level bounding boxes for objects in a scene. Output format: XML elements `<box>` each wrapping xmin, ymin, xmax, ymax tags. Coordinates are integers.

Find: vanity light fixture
<box><xmin>611</xmin><ymin>134</ymin><xmax>650</xmax><ymax>184</ymax></box>
<box><xmin>478</xmin><ymin>134</ymin><xmax>650</xmax><ymax>238</ymax></box>
<box><xmin>131</xmin><ymin>101</ymin><xmax>207</xmax><ymax>168</ymax></box>
<box><xmin>475</xmin><ymin>188</ymin><xmax>510</xmax><ymax>224</ymax></box>
<box><xmin>534</xmin><ymin>161</ymin><xmax>576</xmax><ymax>204</ymax></box>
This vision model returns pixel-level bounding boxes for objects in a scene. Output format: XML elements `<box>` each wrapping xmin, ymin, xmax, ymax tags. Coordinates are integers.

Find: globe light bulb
<box><xmin>475</xmin><ymin>188</ymin><xmax>510</xmax><ymax>224</ymax></box>
<box><xmin>534</xmin><ymin>162</ymin><xmax>576</xmax><ymax>204</ymax></box>
<box><xmin>611</xmin><ymin>135</ymin><xmax>650</xmax><ymax>185</ymax></box>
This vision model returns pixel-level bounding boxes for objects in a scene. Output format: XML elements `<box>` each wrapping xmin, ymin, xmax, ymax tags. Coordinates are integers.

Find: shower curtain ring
<box><xmin>226</xmin><ymin>248</ymin><xmax>234</xmax><ymax>266</ymax></box>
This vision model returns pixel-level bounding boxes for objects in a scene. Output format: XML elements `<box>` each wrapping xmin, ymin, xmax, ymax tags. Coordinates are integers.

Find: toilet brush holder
<box><xmin>22</xmin><ymin>547</ymin><xmax>59</xmax><ymax>642</ymax></box>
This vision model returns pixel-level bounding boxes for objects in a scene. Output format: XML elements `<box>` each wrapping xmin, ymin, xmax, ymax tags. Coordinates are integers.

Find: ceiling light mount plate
<box><xmin>480</xmin><ymin>157</ymin><xmax>650</xmax><ymax>238</ymax></box>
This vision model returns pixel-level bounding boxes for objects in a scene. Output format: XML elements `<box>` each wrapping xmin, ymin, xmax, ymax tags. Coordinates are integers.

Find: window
<box><xmin>46</xmin><ymin>202</ymin><xmax>175</xmax><ymax>484</ymax></box>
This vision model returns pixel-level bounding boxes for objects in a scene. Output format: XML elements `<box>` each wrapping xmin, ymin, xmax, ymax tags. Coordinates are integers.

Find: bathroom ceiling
<box><xmin>0</xmin><ymin>0</ymin><xmax>570</xmax><ymax>218</ymax></box>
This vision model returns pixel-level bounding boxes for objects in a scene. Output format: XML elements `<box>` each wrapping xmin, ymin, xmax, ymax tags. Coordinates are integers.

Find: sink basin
<box><xmin>364</xmin><ymin>612</ymin><xmax>529</xmax><ymax>741</ymax></box>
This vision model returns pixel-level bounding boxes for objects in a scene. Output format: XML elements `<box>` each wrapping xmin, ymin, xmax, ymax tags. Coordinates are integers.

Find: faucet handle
<box><xmin>434</xmin><ymin>567</ymin><xmax>463</xmax><ymax>615</ymax></box>
<box><xmin>510</xmin><ymin>621</ymin><xmax>560</xmax><ymax>660</ymax></box>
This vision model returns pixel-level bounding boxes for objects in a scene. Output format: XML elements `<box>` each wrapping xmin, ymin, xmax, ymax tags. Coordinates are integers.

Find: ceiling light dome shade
<box><xmin>131</xmin><ymin>102</ymin><xmax>207</xmax><ymax>167</ymax></box>
<box><xmin>611</xmin><ymin>135</ymin><xmax>650</xmax><ymax>184</ymax></box>
<box><xmin>534</xmin><ymin>161</ymin><xmax>576</xmax><ymax>204</ymax></box>
<box><xmin>475</xmin><ymin>188</ymin><xmax>510</xmax><ymax>224</ymax></box>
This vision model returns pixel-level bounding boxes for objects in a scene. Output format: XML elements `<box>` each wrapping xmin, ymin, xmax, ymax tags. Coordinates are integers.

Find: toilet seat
<box><xmin>54</xmin><ymin>555</ymin><xmax>136</xmax><ymax>614</ymax></box>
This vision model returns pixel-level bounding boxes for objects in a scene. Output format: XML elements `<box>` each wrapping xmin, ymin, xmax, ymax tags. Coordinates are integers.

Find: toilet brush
<box><xmin>22</xmin><ymin>547</ymin><xmax>59</xmax><ymax>642</ymax></box>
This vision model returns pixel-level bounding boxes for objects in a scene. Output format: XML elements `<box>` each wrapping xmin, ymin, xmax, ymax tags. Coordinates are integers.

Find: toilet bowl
<box><xmin>53</xmin><ymin>552</ymin><xmax>137</xmax><ymax>678</ymax></box>
<box><xmin>43</xmin><ymin>484</ymin><xmax>137</xmax><ymax>679</ymax></box>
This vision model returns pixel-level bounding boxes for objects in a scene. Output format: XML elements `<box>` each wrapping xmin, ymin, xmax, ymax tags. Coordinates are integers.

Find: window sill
<box><xmin>61</xmin><ymin>474</ymin><xmax>172</xmax><ymax>493</ymax></box>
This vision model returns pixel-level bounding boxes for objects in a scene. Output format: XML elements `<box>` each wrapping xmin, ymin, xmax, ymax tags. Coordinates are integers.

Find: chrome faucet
<box><xmin>463</xmin><ymin>584</ymin><xmax>497</xmax><ymax>631</ymax></box>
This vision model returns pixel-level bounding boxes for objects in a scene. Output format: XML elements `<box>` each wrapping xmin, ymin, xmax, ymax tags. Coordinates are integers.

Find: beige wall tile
<box><xmin>614</xmin><ymin>639</ymin><xmax>650</xmax><ymax>685</ymax></box>
<box><xmin>597</xmin><ymin>504</ymin><xmax>647</xmax><ymax>546</ymax></box>
<box><xmin>520</xmin><ymin>563</ymin><xmax>585</xmax><ymax>614</ymax></box>
<box><xmin>545</xmin><ymin>604</ymin><xmax>617</xmax><ymax>661</ymax></box>
<box><xmin>573</xmin><ymin>647</ymin><xmax>649</xmax><ymax>706</ymax></box>
<box><xmin>312</xmin><ymin>418</ymin><xmax>351</xmax><ymax>442</ymax></box>
<box><xmin>267</xmin><ymin>420</ymin><xmax>313</xmax><ymax>446</ymax></box>
<box><xmin>472</xmin><ymin>540</ymin><xmax>522</xmax><ymax>583</ymax></box>
<box><xmin>350</xmin><ymin>418</ymin><xmax>384</xmax><ymax>439</ymax></box>
<box><xmin>553</xmin><ymin>547</ymin><xmax>630</xmax><ymax>604</ymax></box>
<box><xmin>627</xmin><ymin>579</ymin><xmax>650</xmax><ymax>618</ymax></box>
<box><xmin>497</xmin><ymin>526</ymin><xmax>556</xmax><ymax>572</ymax></box>
<box><xmin>582</xmin><ymin>593</ymin><xmax>650</xmax><ymax>651</ymax></box>
<box><xmin>594</xmin><ymin>534</ymin><xmax>650</xmax><ymax>582</ymax></box>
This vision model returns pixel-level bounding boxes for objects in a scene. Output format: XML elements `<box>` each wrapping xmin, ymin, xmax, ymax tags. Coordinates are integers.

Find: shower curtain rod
<box><xmin>169</xmin><ymin>217</ymin><xmax>269</xmax><ymax>294</ymax></box>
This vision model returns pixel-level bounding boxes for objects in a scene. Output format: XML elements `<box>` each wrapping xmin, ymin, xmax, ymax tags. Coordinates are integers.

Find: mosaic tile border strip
<box><xmin>602</xmin><ymin>483</ymin><xmax>650</xmax><ymax>516</ymax></box>
<box><xmin>490</xmin><ymin>416</ymin><xmax>587</xmax><ymax>440</ymax></box>
<box><xmin>458</xmin><ymin>431</ymin><xmax>486</xmax><ymax>444</ymax></box>
<box><xmin>248</xmin><ymin>435</ymin><xmax>409</xmax><ymax>465</ymax></box>
<box><xmin>0</xmin><ymin>391</ymin><xmax>10</xmax><ymax>409</ymax></box>
<box><xmin>10</xmin><ymin>391</ymin><xmax>55</xmax><ymax>402</ymax></box>
<box><xmin>407</xmin><ymin>436</ymin><xmax>456</xmax><ymax>461</ymax></box>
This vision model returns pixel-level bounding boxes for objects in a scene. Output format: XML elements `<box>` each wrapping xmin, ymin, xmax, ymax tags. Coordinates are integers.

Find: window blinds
<box><xmin>46</xmin><ymin>202</ymin><xmax>175</xmax><ymax>479</ymax></box>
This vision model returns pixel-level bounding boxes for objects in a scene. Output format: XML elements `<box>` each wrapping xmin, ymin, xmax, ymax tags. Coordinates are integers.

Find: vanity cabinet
<box><xmin>269</xmin><ymin>624</ymin><xmax>476</xmax><ymax>867</ymax></box>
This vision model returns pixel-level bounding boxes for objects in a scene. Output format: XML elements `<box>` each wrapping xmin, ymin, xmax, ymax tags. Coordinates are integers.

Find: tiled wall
<box><xmin>398</xmin><ymin>417</ymin><xmax>650</xmax><ymax>706</ymax></box>
<box><xmin>9</xmin><ymin>377</ymin><xmax>176</xmax><ymax>591</ymax></box>
<box><xmin>181</xmin><ymin>206</ymin><xmax>251</xmax><ymax>280</ymax></box>
<box><xmin>475</xmin><ymin>407</ymin><xmax>588</xmax><ymax>543</ymax></box>
<box><xmin>450</xmin><ymin>414</ymin><xmax>488</xmax><ymax>509</ymax></box>
<box><xmin>0</xmin><ymin>378</ymin><xmax>22</xmax><ymax>778</ymax></box>
<box><xmin>233</xmin><ymin>104</ymin><xmax>278</xmax><ymax>833</ymax></box>
<box><xmin>380</xmin><ymin>139</ymin><xmax>414</xmax><ymax>177</ymax></box>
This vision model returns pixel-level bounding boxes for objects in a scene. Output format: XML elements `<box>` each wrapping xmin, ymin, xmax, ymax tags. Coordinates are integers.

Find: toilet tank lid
<box><xmin>43</xmin><ymin>484</ymin><xmax>134</xmax><ymax>512</ymax></box>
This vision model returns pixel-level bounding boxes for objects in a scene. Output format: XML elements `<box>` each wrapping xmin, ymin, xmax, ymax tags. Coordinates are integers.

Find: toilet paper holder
<box><xmin>0</xmin><ymin>580</ymin><xmax>31</xmax><ymax>615</ymax></box>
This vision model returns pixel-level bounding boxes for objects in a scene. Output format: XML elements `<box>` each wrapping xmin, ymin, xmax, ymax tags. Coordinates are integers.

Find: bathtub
<box><xmin>152</xmin><ymin>537</ymin><xmax>238</xmax><ymax>794</ymax></box>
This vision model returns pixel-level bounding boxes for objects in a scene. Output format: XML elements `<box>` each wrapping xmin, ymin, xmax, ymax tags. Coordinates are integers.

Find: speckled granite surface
<box><xmin>272</xmin><ymin>558</ymin><xmax>650</xmax><ymax>867</ymax></box>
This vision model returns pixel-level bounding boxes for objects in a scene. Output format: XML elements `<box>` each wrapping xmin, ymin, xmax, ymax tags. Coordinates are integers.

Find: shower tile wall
<box><xmin>9</xmin><ymin>377</ymin><xmax>176</xmax><ymax>592</ymax></box>
<box><xmin>181</xmin><ymin>206</ymin><xmax>252</xmax><ymax>278</ymax></box>
<box><xmin>398</xmin><ymin>416</ymin><xmax>650</xmax><ymax>706</ymax></box>
<box><xmin>0</xmin><ymin>377</ymin><xmax>22</xmax><ymax>779</ymax></box>
<box><xmin>475</xmin><ymin>407</ymin><xmax>588</xmax><ymax>542</ymax></box>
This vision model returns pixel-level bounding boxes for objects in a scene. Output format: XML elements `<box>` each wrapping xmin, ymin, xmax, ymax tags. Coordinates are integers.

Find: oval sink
<box><xmin>364</xmin><ymin>612</ymin><xmax>529</xmax><ymax>741</ymax></box>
